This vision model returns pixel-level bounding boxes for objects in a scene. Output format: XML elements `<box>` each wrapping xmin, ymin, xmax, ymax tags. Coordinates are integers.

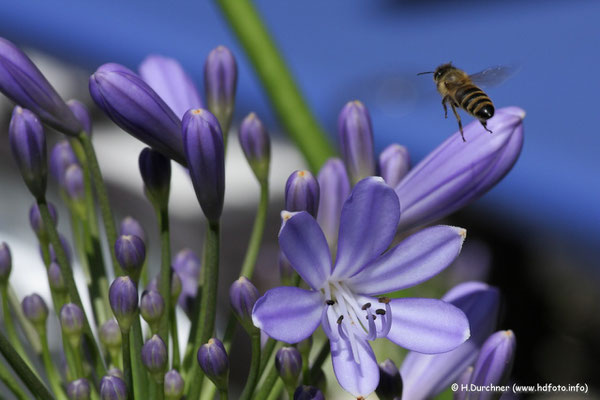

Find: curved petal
<box><xmin>387</xmin><ymin>298</ymin><xmax>470</xmax><ymax>354</ymax></box>
<box><xmin>252</xmin><ymin>287</ymin><xmax>323</xmax><ymax>344</ymax></box>
<box><xmin>348</xmin><ymin>225</ymin><xmax>466</xmax><ymax>295</ymax></box>
<box><xmin>330</xmin><ymin>337</ymin><xmax>379</xmax><ymax>397</ymax></box>
<box><xmin>279</xmin><ymin>211</ymin><xmax>332</xmax><ymax>290</ymax></box>
<box><xmin>332</xmin><ymin>177</ymin><xmax>400</xmax><ymax>279</ymax></box>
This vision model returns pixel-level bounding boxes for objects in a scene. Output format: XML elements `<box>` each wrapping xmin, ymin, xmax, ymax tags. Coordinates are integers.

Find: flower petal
<box><xmin>330</xmin><ymin>337</ymin><xmax>379</xmax><ymax>397</ymax></box>
<box><xmin>332</xmin><ymin>177</ymin><xmax>400</xmax><ymax>279</ymax></box>
<box><xmin>387</xmin><ymin>298</ymin><xmax>470</xmax><ymax>354</ymax></box>
<box><xmin>252</xmin><ymin>287</ymin><xmax>323</xmax><ymax>344</ymax></box>
<box><xmin>279</xmin><ymin>211</ymin><xmax>332</xmax><ymax>290</ymax></box>
<box><xmin>347</xmin><ymin>225</ymin><xmax>466</xmax><ymax>295</ymax></box>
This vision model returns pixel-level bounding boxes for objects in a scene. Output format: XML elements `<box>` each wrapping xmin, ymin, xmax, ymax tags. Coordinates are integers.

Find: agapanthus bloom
<box><xmin>252</xmin><ymin>177</ymin><xmax>470</xmax><ymax>396</ymax></box>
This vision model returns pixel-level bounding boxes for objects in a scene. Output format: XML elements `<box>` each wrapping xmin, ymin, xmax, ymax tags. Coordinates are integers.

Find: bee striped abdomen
<box><xmin>456</xmin><ymin>85</ymin><xmax>494</xmax><ymax>121</ymax></box>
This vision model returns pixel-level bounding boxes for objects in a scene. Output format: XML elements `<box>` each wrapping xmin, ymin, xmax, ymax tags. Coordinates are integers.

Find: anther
<box><xmin>337</xmin><ymin>315</ymin><xmax>344</xmax><ymax>324</ymax></box>
<box><xmin>361</xmin><ymin>302</ymin><xmax>371</xmax><ymax>310</ymax></box>
<box><xmin>378</xmin><ymin>297</ymin><xmax>391</xmax><ymax>304</ymax></box>
<box><xmin>376</xmin><ymin>309</ymin><xmax>386</xmax><ymax>315</ymax></box>
<box><xmin>365</xmin><ymin>315</ymin><xmax>377</xmax><ymax>320</ymax></box>
<box><xmin>326</xmin><ymin>300</ymin><xmax>335</xmax><ymax>306</ymax></box>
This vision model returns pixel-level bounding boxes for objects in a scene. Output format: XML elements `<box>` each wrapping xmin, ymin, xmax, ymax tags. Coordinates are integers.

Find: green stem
<box><xmin>239</xmin><ymin>331</ymin><xmax>261</xmax><ymax>400</ymax></box>
<box><xmin>170</xmin><ymin>308</ymin><xmax>180</xmax><ymax>370</ymax></box>
<box><xmin>157</xmin><ymin>206</ymin><xmax>171</xmax><ymax>344</ymax></box>
<box><xmin>252</xmin><ymin>364</ymin><xmax>279</xmax><ymax>400</ymax></box>
<box><xmin>259</xmin><ymin>338</ymin><xmax>278</xmax><ymax>376</ymax></box>
<box><xmin>37</xmin><ymin>200</ymin><xmax>106</xmax><ymax>377</ymax></box>
<box><xmin>286</xmin><ymin>386</ymin><xmax>295</xmax><ymax>400</ymax></box>
<box><xmin>156</xmin><ymin>381</ymin><xmax>165</xmax><ymax>400</ymax></box>
<box><xmin>39</xmin><ymin>331</ymin><xmax>67</xmax><ymax>400</ymax></box>
<box><xmin>130</xmin><ymin>320</ymin><xmax>148</xmax><ymax>399</ymax></box>
<box><xmin>240</xmin><ymin>181</ymin><xmax>269</xmax><ymax>278</ymax></box>
<box><xmin>265</xmin><ymin>379</ymin><xmax>284</xmax><ymax>400</ymax></box>
<box><xmin>186</xmin><ymin>222</ymin><xmax>220</xmax><ymax>399</ymax></box>
<box><xmin>215</xmin><ymin>0</ymin><xmax>336</xmax><ymax>171</ymax></box>
<box><xmin>0</xmin><ymin>285</ymin><xmax>32</xmax><ymax>369</ymax></box>
<box><xmin>0</xmin><ymin>329</ymin><xmax>54</xmax><ymax>400</ymax></box>
<box><xmin>122</xmin><ymin>330</ymin><xmax>133</xmax><ymax>399</ymax></box>
<box><xmin>219</xmin><ymin>388</ymin><xmax>229</xmax><ymax>400</ymax></box>
<box><xmin>0</xmin><ymin>358</ymin><xmax>29</xmax><ymax>400</ymax></box>
<box><xmin>308</xmin><ymin>340</ymin><xmax>330</xmax><ymax>385</ymax></box>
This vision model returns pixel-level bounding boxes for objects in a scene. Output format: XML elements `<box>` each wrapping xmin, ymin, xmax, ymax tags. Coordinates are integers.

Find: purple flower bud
<box><xmin>293</xmin><ymin>385</ymin><xmax>325</xmax><ymax>400</ymax></box>
<box><xmin>67</xmin><ymin>378</ymin><xmax>91</xmax><ymax>400</ymax></box>
<box><xmin>338</xmin><ymin>100</ymin><xmax>376</xmax><ymax>184</ymax></box>
<box><xmin>469</xmin><ymin>330</ymin><xmax>516</xmax><ymax>394</ymax></box>
<box><xmin>114</xmin><ymin>235</ymin><xmax>146</xmax><ymax>280</ymax></box>
<box><xmin>182</xmin><ymin>109</ymin><xmax>225</xmax><ymax>222</ymax></box>
<box><xmin>275</xmin><ymin>347</ymin><xmax>302</xmax><ymax>390</ymax></box>
<box><xmin>109</xmin><ymin>276</ymin><xmax>138</xmax><ymax>332</ymax></box>
<box><xmin>0</xmin><ymin>242</ymin><xmax>12</xmax><ymax>284</ymax></box>
<box><xmin>239</xmin><ymin>112</ymin><xmax>270</xmax><ymax>181</ymax></box>
<box><xmin>107</xmin><ymin>368</ymin><xmax>124</xmax><ymax>379</ymax></box>
<box><xmin>285</xmin><ymin>170</ymin><xmax>320</xmax><ymax>218</ymax></box>
<box><xmin>139</xmin><ymin>147</ymin><xmax>171</xmax><ymax>207</ymax></box>
<box><xmin>47</xmin><ymin>233</ymin><xmax>72</xmax><ymax>265</ymax></box>
<box><xmin>204</xmin><ymin>46</ymin><xmax>237</xmax><ymax>131</ymax></box>
<box><xmin>9</xmin><ymin>106</ymin><xmax>47</xmax><ymax>200</ymax></box>
<box><xmin>29</xmin><ymin>202</ymin><xmax>58</xmax><ymax>241</ymax></box>
<box><xmin>48</xmin><ymin>262</ymin><xmax>66</xmax><ymax>292</ymax></box>
<box><xmin>99</xmin><ymin>318</ymin><xmax>122</xmax><ymax>349</ymax></box>
<box><xmin>197</xmin><ymin>338</ymin><xmax>229</xmax><ymax>389</ymax></box>
<box><xmin>376</xmin><ymin>359</ymin><xmax>403</xmax><ymax>400</ymax></box>
<box><xmin>172</xmin><ymin>249</ymin><xmax>201</xmax><ymax>315</ymax></box>
<box><xmin>67</xmin><ymin>99</ymin><xmax>92</xmax><ymax>136</ymax></box>
<box><xmin>119</xmin><ymin>217</ymin><xmax>146</xmax><ymax>244</ymax></box>
<box><xmin>60</xmin><ymin>303</ymin><xmax>85</xmax><ymax>339</ymax></box>
<box><xmin>63</xmin><ymin>164</ymin><xmax>85</xmax><ymax>201</ymax></box>
<box><xmin>141</xmin><ymin>334</ymin><xmax>168</xmax><ymax>380</ymax></box>
<box><xmin>89</xmin><ymin>63</ymin><xmax>185</xmax><ymax>165</ymax></box>
<box><xmin>164</xmin><ymin>369</ymin><xmax>184</xmax><ymax>400</ymax></box>
<box><xmin>378</xmin><ymin>144</ymin><xmax>410</xmax><ymax>188</ymax></box>
<box><xmin>278</xmin><ymin>252</ymin><xmax>295</xmax><ymax>286</ymax></box>
<box><xmin>100</xmin><ymin>375</ymin><xmax>127</xmax><ymax>400</ymax></box>
<box><xmin>22</xmin><ymin>293</ymin><xmax>48</xmax><ymax>328</ymax></box>
<box><xmin>139</xmin><ymin>55</ymin><xmax>203</xmax><ymax>120</ymax></box>
<box><xmin>0</xmin><ymin>38</ymin><xmax>82</xmax><ymax>135</ymax></box>
<box><xmin>229</xmin><ymin>277</ymin><xmax>259</xmax><ymax>331</ymax></box>
<box><xmin>140</xmin><ymin>290</ymin><xmax>165</xmax><ymax>331</ymax></box>
<box><xmin>316</xmin><ymin>158</ymin><xmax>350</xmax><ymax>249</ymax></box>
<box><xmin>395</xmin><ymin>107</ymin><xmax>525</xmax><ymax>231</ymax></box>
<box><xmin>49</xmin><ymin>140</ymin><xmax>79</xmax><ymax>185</ymax></box>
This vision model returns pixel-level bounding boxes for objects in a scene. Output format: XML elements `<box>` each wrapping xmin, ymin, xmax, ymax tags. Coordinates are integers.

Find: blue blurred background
<box><xmin>1</xmin><ymin>0</ymin><xmax>599</xmax><ymax>397</ymax></box>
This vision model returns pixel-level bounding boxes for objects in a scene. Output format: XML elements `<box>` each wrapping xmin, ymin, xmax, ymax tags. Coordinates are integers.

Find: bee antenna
<box><xmin>417</xmin><ymin>71</ymin><xmax>434</xmax><ymax>76</ymax></box>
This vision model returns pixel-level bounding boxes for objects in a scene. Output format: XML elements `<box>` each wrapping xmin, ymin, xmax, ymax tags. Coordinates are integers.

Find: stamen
<box><xmin>361</xmin><ymin>302</ymin><xmax>371</xmax><ymax>310</ymax></box>
<box><xmin>376</xmin><ymin>309</ymin><xmax>386</xmax><ymax>315</ymax></box>
<box><xmin>380</xmin><ymin>302</ymin><xmax>393</xmax><ymax>337</ymax></box>
<box><xmin>326</xmin><ymin>300</ymin><xmax>335</xmax><ymax>305</ymax></box>
<box><xmin>378</xmin><ymin>297</ymin><xmax>391</xmax><ymax>304</ymax></box>
<box><xmin>337</xmin><ymin>315</ymin><xmax>344</xmax><ymax>324</ymax></box>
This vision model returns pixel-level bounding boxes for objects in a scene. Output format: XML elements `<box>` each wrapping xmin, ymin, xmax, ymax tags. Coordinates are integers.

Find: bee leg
<box><xmin>450</xmin><ymin>103</ymin><xmax>465</xmax><ymax>141</ymax></box>
<box><xmin>481</xmin><ymin>120</ymin><xmax>493</xmax><ymax>134</ymax></box>
<box><xmin>442</xmin><ymin>96</ymin><xmax>450</xmax><ymax>118</ymax></box>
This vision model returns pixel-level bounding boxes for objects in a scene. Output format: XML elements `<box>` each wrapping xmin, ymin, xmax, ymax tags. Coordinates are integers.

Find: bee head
<box><xmin>433</xmin><ymin>63</ymin><xmax>455</xmax><ymax>82</ymax></box>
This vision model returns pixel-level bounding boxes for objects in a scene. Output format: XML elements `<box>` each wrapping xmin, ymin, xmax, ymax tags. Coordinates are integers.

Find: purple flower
<box><xmin>197</xmin><ymin>338</ymin><xmax>229</xmax><ymax>390</ymax></box>
<box><xmin>139</xmin><ymin>147</ymin><xmax>171</xmax><ymax>207</ymax></box>
<box><xmin>141</xmin><ymin>334</ymin><xmax>168</xmax><ymax>379</ymax></box>
<box><xmin>114</xmin><ymin>235</ymin><xmax>146</xmax><ymax>281</ymax></box>
<box><xmin>338</xmin><ymin>100</ymin><xmax>376</xmax><ymax>185</ymax></box>
<box><xmin>119</xmin><ymin>217</ymin><xmax>146</xmax><ymax>244</ymax></box>
<box><xmin>182</xmin><ymin>109</ymin><xmax>225</xmax><ymax>222</ymax></box>
<box><xmin>0</xmin><ymin>37</ymin><xmax>82</xmax><ymax>135</ymax></box>
<box><xmin>22</xmin><ymin>293</ymin><xmax>48</xmax><ymax>328</ymax></box>
<box><xmin>60</xmin><ymin>303</ymin><xmax>85</xmax><ymax>339</ymax></box>
<box><xmin>0</xmin><ymin>242</ymin><xmax>12</xmax><ymax>283</ymax></box>
<box><xmin>204</xmin><ymin>46</ymin><xmax>237</xmax><ymax>131</ymax></box>
<box><xmin>239</xmin><ymin>112</ymin><xmax>270</xmax><ymax>181</ymax></box>
<box><xmin>47</xmin><ymin>232</ymin><xmax>73</xmax><ymax>265</ymax></box>
<box><xmin>67</xmin><ymin>99</ymin><xmax>92</xmax><ymax>135</ymax></box>
<box><xmin>100</xmin><ymin>375</ymin><xmax>127</xmax><ymax>400</ymax></box>
<box><xmin>172</xmin><ymin>249</ymin><xmax>201</xmax><ymax>315</ymax></box>
<box><xmin>285</xmin><ymin>170</ymin><xmax>320</xmax><ymax>218</ymax></box>
<box><xmin>378</xmin><ymin>144</ymin><xmax>410</xmax><ymax>188</ymax></box>
<box><xmin>29</xmin><ymin>202</ymin><xmax>58</xmax><ymax>241</ymax></box>
<box><xmin>229</xmin><ymin>277</ymin><xmax>260</xmax><ymax>330</ymax></box>
<box><xmin>140</xmin><ymin>290</ymin><xmax>165</xmax><ymax>332</ymax></box>
<box><xmin>48</xmin><ymin>262</ymin><xmax>65</xmax><ymax>292</ymax></box>
<box><xmin>252</xmin><ymin>177</ymin><xmax>470</xmax><ymax>397</ymax></box>
<box><xmin>294</xmin><ymin>386</ymin><xmax>325</xmax><ymax>400</ymax></box>
<box><xmin>99</xmin><ymin>319</ymin><xmax>122</xmax><ymax>349</ymax></box>
<box><xmin>139</xmin><ymin>55</ymin><xmax>203</xmax><ymax>120</ymax></box>
<box><xmin>275</xmin><ymin>347</ymin><xmax>302</xmax><ymax>391</ymax></box>
<box><xmin>49</xmin><ymin>140</ymin><xmax>79</xmax><ymax>186</ymax></box>
<box><xmin>394</xmin><ymin>107</ymin><xmax>524</xmax><ymax>231</ymax></box>
<box><xmin>67</xmin><ymin>378</ymin><xmax>91</xmax><ymax>400</ymax></box>
<box><xmin>400</xmin><ymin>281</ymin><xmax>501</xmax><ymax>400</ymax></box>
<box><xmin>89</xmin><ymin>63</ymin><xmax>185</xmax><ymax>165</ymax></box>
<box><xmin>316</xmin><ymin>158</ymin><xmax>350</xmax><ymax>251</ymax></box>
<box><xmin>9</xmin><ymin>106</ymin><xmax>47</xmax><ymax>200</ymax></box>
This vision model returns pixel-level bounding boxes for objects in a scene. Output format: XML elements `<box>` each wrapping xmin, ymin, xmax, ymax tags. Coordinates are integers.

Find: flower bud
<box><xmin>119</xmin><ymin>217</ymin><xmax>146</xmax><ymax>244</ymax></box>
<box><xmin>47</xmin><ymin>262</ymin><xmax>66</xmax><ymax>292</ymax></box>
<box><xmin>22</xmin><ymin>293</ymin><xmax>48</xmax><ymax>329</ymax></box>
<box><xmin>316</xmin><ymin>158</ymin><xmax>350</xmax><ymax>250</ymax></box>
<box><xmin>197</xmin><ymin>338</ymin><xmax>229</xmax><ymax>390</ymax></box>
<box><xmin>0</xmin><ymin>38</ymin><xmax>82</xmax><ymax>135</ymax></box>
<box><xmin>172</xmin><ymin>248</ymin><xmax>201</xmax><ymax>315</ymax></box>
<box><xmin>99</xmin><ymin>319</ymin><xmax>122</xmax><ymax>349</ymax></box>
<box><xmin>239</xmin><ymin>112</ymin><xmax>270</xmax><ymax>182</ymax></box>
<box><xmin>338</xmin><ymin>100</ymin><xmax>375</xmax><ymax>184</ymax></box>
<box><xmin>229</xmin><ymin>277</ymin><xmax>259</xmax><ymax>332</ymax></box>
<box><xmin>9</xmin><ymin>106</ymin><xmax>47</xmax><ymax>200</ymax></box>
<box><xmin>60</xmin><ymin>303</ymin><xmax>85</xmax><ymax>346</ymax></box>
<box><xmin>139</xmin><ymin>55</ymin><xmax>203</xmax><ymax>119</ymax></box>
<box><xmin>47</xmin><ymin>233</ymin><xmax>73</xmax><ymax>265</ymax></box>
<box><xmin>67</xmin><ymin>99</ymin><xmax>92</xmax><ymax>136</ymax></box>
<box><xmin>107</xmin><ymin>368</ymin><xmax>124</xmax><ymax>380</ymax></box>
<box><xmin>170</xmin><ymin>271</ymin><xmax>182</xmax><ymax>304</ymax></box>
<box><xmin>114</xmin><ymin>235</ymin><xmax>146</xmax><ymax>281</ymax></box>
<box><xmin>378</xmin><ymin>144</ymin><xmax>410</xmax><ymax>188</ymax></box>
<box><xmin>139</xmin><ymin>147</ymin><xmax>171</xmax><ymax>208</ymax></box>
<box><xmin>204</xmin><ymin>46</ymin><xmax>237</xmax><ymax>133</ymax></box>
<box><xmin>63</xmin><ymin>164</ymin><xmax>85</xmax><ymax>202</ymax></box>
<box><xmin>29</xmin><ymin>202</ymin><xmax>58</xmax><ymax>241</ymax></box>
<box><xmin>67</xmin><ymin>378</ymin><xmax>91</xmax><ymax>400</ymax></box>
<box><xmin>100</xmin><ymin>375</ymin><xmax>127</xmax><ymax>400</ymax></box>
<box><xmin>164</xmin><ymin>369</ymin><xmax>184</xmax><ymax>400</ymax></box>
<box><xmin>376</xmin><ymin>359</ymin><xmax>403</xmax><ymax>400</ymax></box>
<box><xmin>469</xmin><ymin>330</ymin><xmax>516</xmax><ymax>392</ymax></box>
<box><xmin>0</xmin><ymin>242</ymin><xmax>12</xmax><ymax>284</ymax></box>
<box><xmin>89</xmin><ymin>63</ymin><xmax>185</xmax><ymax>164</ymax></box>
<box><xmin>142</xmin><ymin>334</ymin><xmax>168</xmax><ymax>381</ymax></box>
<box><xmin>109</xmin><ymin>276</ymin><xmax>138</xmax><ymax>332</ymax></box>
<box><xmin>275</xmin><ymin>347</ymin><xmax>302</xmax><ymax>392</ymax></box>
<box><xmin>293</xmin><ymin>385</ymin><xmax>325</xmax><ymax>400</ymax></box>
<box><xmin>395</xmin><ymin>107</ymin><xmax>525</xmax><ymax>231</ymax></box>
<box><xmin>285</xmin><ymin>170</ymin><xmax>320</xmax><ymax>218</ymax></box>
<box><xmin>50</xmin><ymin>140</ymin><xmax>79</xmax><ymax>186</ymax></box>
<box><xmin>140</xmin><ymin>290</ymin><xmax>165</xmax><ymax>333</ymax></box>
<box><xmin>182</xmin><ymin>109</ymin><xmax>225</xmax><ymax>222</ymax></box>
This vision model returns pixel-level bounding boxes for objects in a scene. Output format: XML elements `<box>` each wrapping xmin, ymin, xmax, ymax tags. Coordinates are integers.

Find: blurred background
<box><xmin>0</xmin><ymin>0</ymin><xmax>599</xmax><ymax>398</ymax></box>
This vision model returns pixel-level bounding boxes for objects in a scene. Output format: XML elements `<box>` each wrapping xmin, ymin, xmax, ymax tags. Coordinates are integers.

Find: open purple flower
<box><xmin>252</xmin><ymin>177</ymin><xmax>470</xmax><ymax>397</ymax></box>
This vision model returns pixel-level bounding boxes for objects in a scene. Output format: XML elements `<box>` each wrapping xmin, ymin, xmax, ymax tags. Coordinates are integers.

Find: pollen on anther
<box><xmin>326</xmin><ymin>300</ymin><xmax>335</xmax><ymax>306</ymax></box>
<box><xmin>378</xmin><ymin>297</ymin><xmax>391</xmax><ymax>304</ymax></box>
<box><xmin>376</xmin><ymin>309</ymin><xmax>386</xmax><ymax>315</ymax></box>
<box><xmin>365</xmin><ymin>315</ymin><xmax>377</xmax><ymax>320</ymax></box>
<box><xmin>361</xmin><ymin>303</ymin><xmax>371</xmax><ymax>310</ymax></box>
<box><xmin>337</xmin><ymin>315</ymin><xmax>344</xmax><ymax>324</ymax></box>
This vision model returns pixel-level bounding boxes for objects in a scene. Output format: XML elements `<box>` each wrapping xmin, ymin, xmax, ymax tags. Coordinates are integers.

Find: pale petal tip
<box><xmin>463</xmin><ymin>326</ymin><xmax>472</xmax><ymax>342</ymax></box>
<box><xmin>450</xmin><ymin>226</ymin><xmax>467</xmax><ymax>241</ymax></box>
<box><xmin>280</xmin><ymin>211</ymin><xmax>293</xmax><ymax>221</ymax></box>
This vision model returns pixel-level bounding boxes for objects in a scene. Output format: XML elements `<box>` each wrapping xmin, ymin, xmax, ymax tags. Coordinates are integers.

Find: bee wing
<box><xmin>469</xmin><ymin>65</ymin><xmax>518</xmax><ymax>88</ymax></box>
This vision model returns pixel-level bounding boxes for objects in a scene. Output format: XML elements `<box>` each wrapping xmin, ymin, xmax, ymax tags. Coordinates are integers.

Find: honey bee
<box><xmin>418</xmin><ymin>63</ymin><xmax>513</xmax><ymax>141</ymax></box>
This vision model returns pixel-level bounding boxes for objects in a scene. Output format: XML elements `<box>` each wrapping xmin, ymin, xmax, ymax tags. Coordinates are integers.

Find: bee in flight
<box><xmin>418</xmin><ymin>63</ymin><xmax>513</xmax><ymax>141</ymax></box>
